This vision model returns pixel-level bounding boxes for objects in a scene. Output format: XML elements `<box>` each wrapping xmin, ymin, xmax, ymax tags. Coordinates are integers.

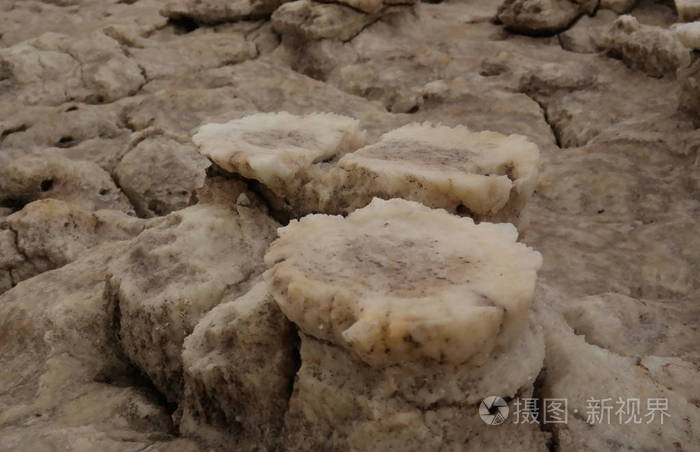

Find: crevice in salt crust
<box><xmin>194</xmin><ymin>112</ymin><xmax>540</xmax><ymax>225</ymax></box>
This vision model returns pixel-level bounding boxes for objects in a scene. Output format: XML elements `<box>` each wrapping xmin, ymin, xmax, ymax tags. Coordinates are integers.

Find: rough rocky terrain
<box><xmin>0</xmin><ymin>0</ymin><xmax>698</xmax><ymax>450</ymax></box>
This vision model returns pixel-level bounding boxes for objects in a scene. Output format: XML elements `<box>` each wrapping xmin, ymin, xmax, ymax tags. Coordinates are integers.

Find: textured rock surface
<box><xmin>162</xmin><ymin>0</ymin><xmax>291</xmax><ymax>24</ymax></box>
<box><xmin>0</xmin><ymin>32</ymin><xmax>144</xmax><ymax>105</ymax></box>
<box><xmin>602</xmin><ymin>15</ymin><xmax>691</xmax><ymax>77</ymax></box>
<box><xmin>265</xmin><ymin>198</ymin><xmax>542</xmax><ymax>367</ymax></box>
<box><xmin>675</xmin><ymin>0</ymin><xmax>700</xmax><ymax>22</ymax></box>
<box><xmin>195</xmin><ymin>112</ymin><xmax>366</xmax><ymax>217</ymax></box>
<box><xmin>536</xmin><ymin>307</ymin><xmax>700</xmax><ymax>451</ymax></box>
<box><xmin>115</xmin><ymin>134</ymin><xmax>210</xmax><ymax>217</ymax></box>
<box><xmin>497</xmin><ymin>0</ymin><xmax>583</xmax><ymax>35</ymax></box>
<box><xmin>0</xmin><ymin>242</ymin><xmax>180</xmax><ymax>451</ymax></box>
<box><xmin>675</xmin><ymin>21</ymin><xmax>700</xmax><ymax>49</ymax></box>
<box><xmin>335</xmin><ymin>123</ymin><xmax>539</xmax><ymax>223</ymax></box>
<box><xmin>1</xmin><ymin>0</ymin><xmax>699</xmax><ymax>449</ymax></box>
<box><xmin>272</xmin><ymin>0</ymin><xmax>381</xmax><ymax>41</ymax></box>
<box><xmin>0</xmin><ymin>153</ymin><xmax>134</xmax><ymax>214</ymax></box>
<box><xmin>0</xmin><ymin>199</ymin><xmax>147</xmax><ymax>292</ymax></box>
<box><xmin>266</xmin><ymin>199</ymin><xmax>546</xmax><ymax>449</ymax></box>
<box><xmin>679</xmin><ymin>58</ymin><xmax>700</xmax><ymax>124</ymax></box>
<box><xmin>284</xmin><ymin>329</ymin><xmax>548</xmax><ymax>451</ymax></box>
<box><xmin>108</xmin><ymin>201</ymin><xmax>278</xmax><ymax>403</ymax></box>
<box><xmin>180</xmin><ymin>281</ymin><xmax>296</xmax><ymax>450</ymax></box>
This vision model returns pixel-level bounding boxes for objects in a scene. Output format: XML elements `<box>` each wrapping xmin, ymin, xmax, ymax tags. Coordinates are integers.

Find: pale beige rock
<box><xmin>0</xmin><ymin>0</ymin><xmax>167</xmax><ymax>47</ymax></box>
<box><xmin>272</xmin><ymin>0</ymin><xmax>381</xmax><ymax>42</ymax></box>
<box><xmin>115</xmin><ymin>134</ymin><xmax>210</xmax><ymax>217</ymax></box>
<box><xmin>284</xmin><ymin>326</ymin><xmax>548</xmax><ymax>451</ymax></box>
<box><xmin>539</xmin><ymin>311</ymin><xmax>700</xmax><ymax>451</ymax></box>
<box><xmin>561</xmin><ymin>293</ymin><xmax>700</xmax><ymax>363</ymax></box>
<box><xmin>195</xmin><ymin>112</ymin><xmax>366</xmax><ymax>217</ymax></box>
<box><xmin>600</xmin><ymin>0</ymin><xmax>636</xmax><ymax>13</ymax></box>
<box><xmin>180</xmin><ymin>282</ymin><xmax>296</xmax><ymax>450</ymax></box>
<box><xmin>265</xmin><ymin>198</ymin><xmax>542</xmax><ymax>367</ymax></box>
<box><xmin>0</xmin><ymin>102</ymin><xmax>130</xmax><ymax>173</ymax></box>
<box><xmin>602</xmin><ymin>15</ymin><xmax>691</xmax><ymax>77</ymax></box>
<box><xmin>317</xmin><ymin>0</ymin><xmax>415</xmax><ymax>14</ymax></box>
<box><xmin>0</xmin><ymin>153</ymin><xmax>134</xmax><ymax>214</ymax></box>
<box><xmin>558</xmin><ymin>9</ymin><xmax>618</xmax><ymax>53</ymax></box>
<box><xmin>0</xmin><ymin>32</ymin><xmax>144</xmax><ymax>105</ymax></box>
<box><xmin>131</xmin><ymin>31</ymin><xmax>257</xmax><ymax>80</ymax></box>
<box><xmin>679</xmin><ymin>58</ymin><xmax>700</xmax><ymax>125</ymax></box>
<box><xmin>334</xmin><ymin>123</ymin><xmax>539</xmax><ymax>223</ymax></box>
<box><xmin>0</xmin><ymin>199</ymin><xmax>147</xmax><ymax>291</ymax></box>
<box><xmin>674</xmin><ymin>21</ymin><xmax>700</xmax><ymax>49</ymax></box>
<box><xmin>0</xmin><ymin>241</ymin><xmax>178</xmax><ymax>451</ymax></box>
<box><xmin>675</xmin><ymin>0</ymin><xmax>700</xmax><ymax>21</ymax></box>
<box><xmin>497</xmin><ymin>0</ymin><xmax>583</xmax><ymax>35</ymax></box>
<box><xmin>122</xmin><ymin>87</ymin><xmax>257</xmax><ymax>136</ymax></box>
<box><xmin>161</xmin><ymin>0</ymin><xmax>291</xmax><ymax>24</ymax></box>
<box><xmin>109</xmin><ymin>202</ymin><xmax>279</xmax><ymax>403</ymax></box>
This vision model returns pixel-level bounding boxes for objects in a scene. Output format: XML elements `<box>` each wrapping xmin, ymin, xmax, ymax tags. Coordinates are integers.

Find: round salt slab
<box><xmin>337</xmin><ymin>123</ymin><xmax>539</xmax><ymax>217</ymax></box>
<box><xmin>193</xmin><ymin>112</ymin><xmax>365</xmax><ymax>187</ymax></box>
<box><xmin>264</xmin><ymin>198</ymin><xmax>542</xmax><ymax>367</ymax></box>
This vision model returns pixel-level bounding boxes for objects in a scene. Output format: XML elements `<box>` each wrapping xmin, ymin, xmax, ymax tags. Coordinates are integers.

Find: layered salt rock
<box><xmin>194</xmin><ymin>112</ymin><xmax>366</xmax><ymax>216</ymax></box>
<box><xmin>600</xmin><ymin>0</ymin><xmax>637</xmax><ymax>13</ymax></box>
<box><xmin>272</xmin><ymin>0</ymin><xmax>382</xmax><ymax>42</ymax></box>
<box><xmin>0</xmin><ymin>32</ymin><xmax>143</xmax><ymax>106</ymax></box>
<box><xmin>0</xmin><ymin>153</ymin><xmax>134</xmax><ymax>214</ymax></box>
<box><xmin>115</xmin><ymin>133</ymin><xmax>210</xmax><ymax>217</ymax></box>
<box><xmin>674</xmin><ymin>21</ymin><xmax>700</xmax><ymax>49</ymax></box>
<box><xmin>679</xmin><ymin>59</ymin><xmax>700</xmax><ymax>125</ymax></box>
<box><xmin>0</xmin><ymin>199</ymin><xmax>148</xmax><ymax>292</ymax></box>
<box><xmin>0</xmin><ymin>102</ymin><xmax>130</xmax><ymax>172</ymax></box>
<box><xmin>265</xmin><ymin>198</ymin><xmax>546</xmax><ymax>448</ymax></box>
<box><xmin>497</xmin><ymin>0</ymin><xmax>583</xmax><ymax>35</ymax></box>
<box><xmin>131</xmin><ymin>31</ymin><xmax>257</xmax><ymax>81</ymax></box>
<box><xmin>559</xmin><ymin>9</ymin><xmax>618</xmax><ymax>53</ymax></box>
<box><xmin>108</xmin><ymin>200</ymin><xmax>279</xmax><ymax>403</ymax></box>
<box><xmin>334</xmin><ymin>124</ymin><xmax>540</xmax><ymax>224</ymax></box>
<box><xmin>180</xmin><ymin>282</ymin><xmax>296</xmax><ymax>450</ymax></box>
<box><xmin>675</xmin><ymin>0</ymin><xmax>700</xmax><ymax>21</ymax></box>
<box><xmin>265</xmin><ymin>198</ymin><xmax>542</xmax><ymax>367</ymax></box>
<box><xmin>316</xmin><ymin>0</ymin><xmax>416</xmax><ymax>14</ymax></box>
<box><xmin>602</xmin><ymin>15</ymin><xmax>691</xmax><ymax>77</ymax></box>
<box><xmin>0</xmin><ymin>241</ymin><xmax>178</xmax><ymax>450</ymax></box>
<box><xmin>538</xmin><ymin>311</ymin><xmax>700</xmax><ymax>451</ymax></box>
<box><xmin>161</xmin><ymin>0</ymin><xmax>292</xmax><ymax>24</ymax></box>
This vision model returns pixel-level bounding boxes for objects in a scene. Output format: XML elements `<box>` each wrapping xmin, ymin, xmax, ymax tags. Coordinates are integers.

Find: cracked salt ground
<box><xmin>0</xmin><ymin>0</ymin><xmax>699</xmax><ymax>450</ymax></box>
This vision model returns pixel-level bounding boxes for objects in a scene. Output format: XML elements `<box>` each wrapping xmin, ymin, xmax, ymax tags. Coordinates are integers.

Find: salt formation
<box><xmin>272</xmin><ymin>0</ymin><xmax>381</xmax><ymax>42</ymax></box>
<box><xmin>679</xmin><ymin>59</ymin><xmax>700</xmax><ymax>124</ymax></box>
<box><xmin>602</xmin><ymin>15</ymin><xmax>691</xmax><ymax>77</ymax></box>
<box><xmin>108</xmin><ymin>200</ymin><xmax>279</xmax><ymax>403</ymax></box>
<box><xmin>675</xmin><ymin>21</ymin><xmax>700</xmax><ymax>49</ymax></box>
<box><xmin>538</xmin><ymin>308</ymin><xmax>700</xmax><ymax>451</ymax></box>
<box><xmin>195</xmin><ymin>114</ymin><xmax>539</xmax><ymax>224</ymax></box>
<box><xmin>0</xmin><ymin>32</ymin><xmax>144</xmax><ymax>105</ymax></box>
<box><xmin>162</xmin><ymin>0</ymin><xmax>293</xmax><ymax>24</ymax></box>
<box><xmin>675</xmin><ymin>0</ymin><xmax>700</xmax><ymax>21</ymax></box>
<box><xmin>265</xmin><ymin>198</ymin><xmax>546</xmax><ymax>448</ymax></box>
<box><xmin>180</xmin><ymin>282</ymin><xmax>296</xmax><ymax>450</ymax></box>
<box><xmin>335</xmin><ymin>123</ymin><xmax>540</xmax><ymax>223</ymax></box>
<box><xmin>115</xmin><ymin>134</ymin><xmax>210</xmax><ymax>217</ymax></box>
<box><xmin>317</xmin><ymin>0</ymin><xmax>416</xmax><ymax>14</ymax></box>
<box><xmin>497</xmin><ymin>0</ymin><xmax>584</xmax><ymax>35</ymax></box>
<box><xmin>0</xmin><ymin>241</ymin><xmax>179</xmax><ymax>450</ymax></box>
<box><xmin>194</xmin><ymin>112</ymin><xmax>366</xmax><ymax>216</ymax></box>
<box><xmin>0</xmin><ymin>199</ymin><xmax>147</xmax><ymax>292</ymax></box>
<box><xmin>0</xmin><ymin>152</ymin><xmax>134</xmax><ymax>214</ymax></box>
